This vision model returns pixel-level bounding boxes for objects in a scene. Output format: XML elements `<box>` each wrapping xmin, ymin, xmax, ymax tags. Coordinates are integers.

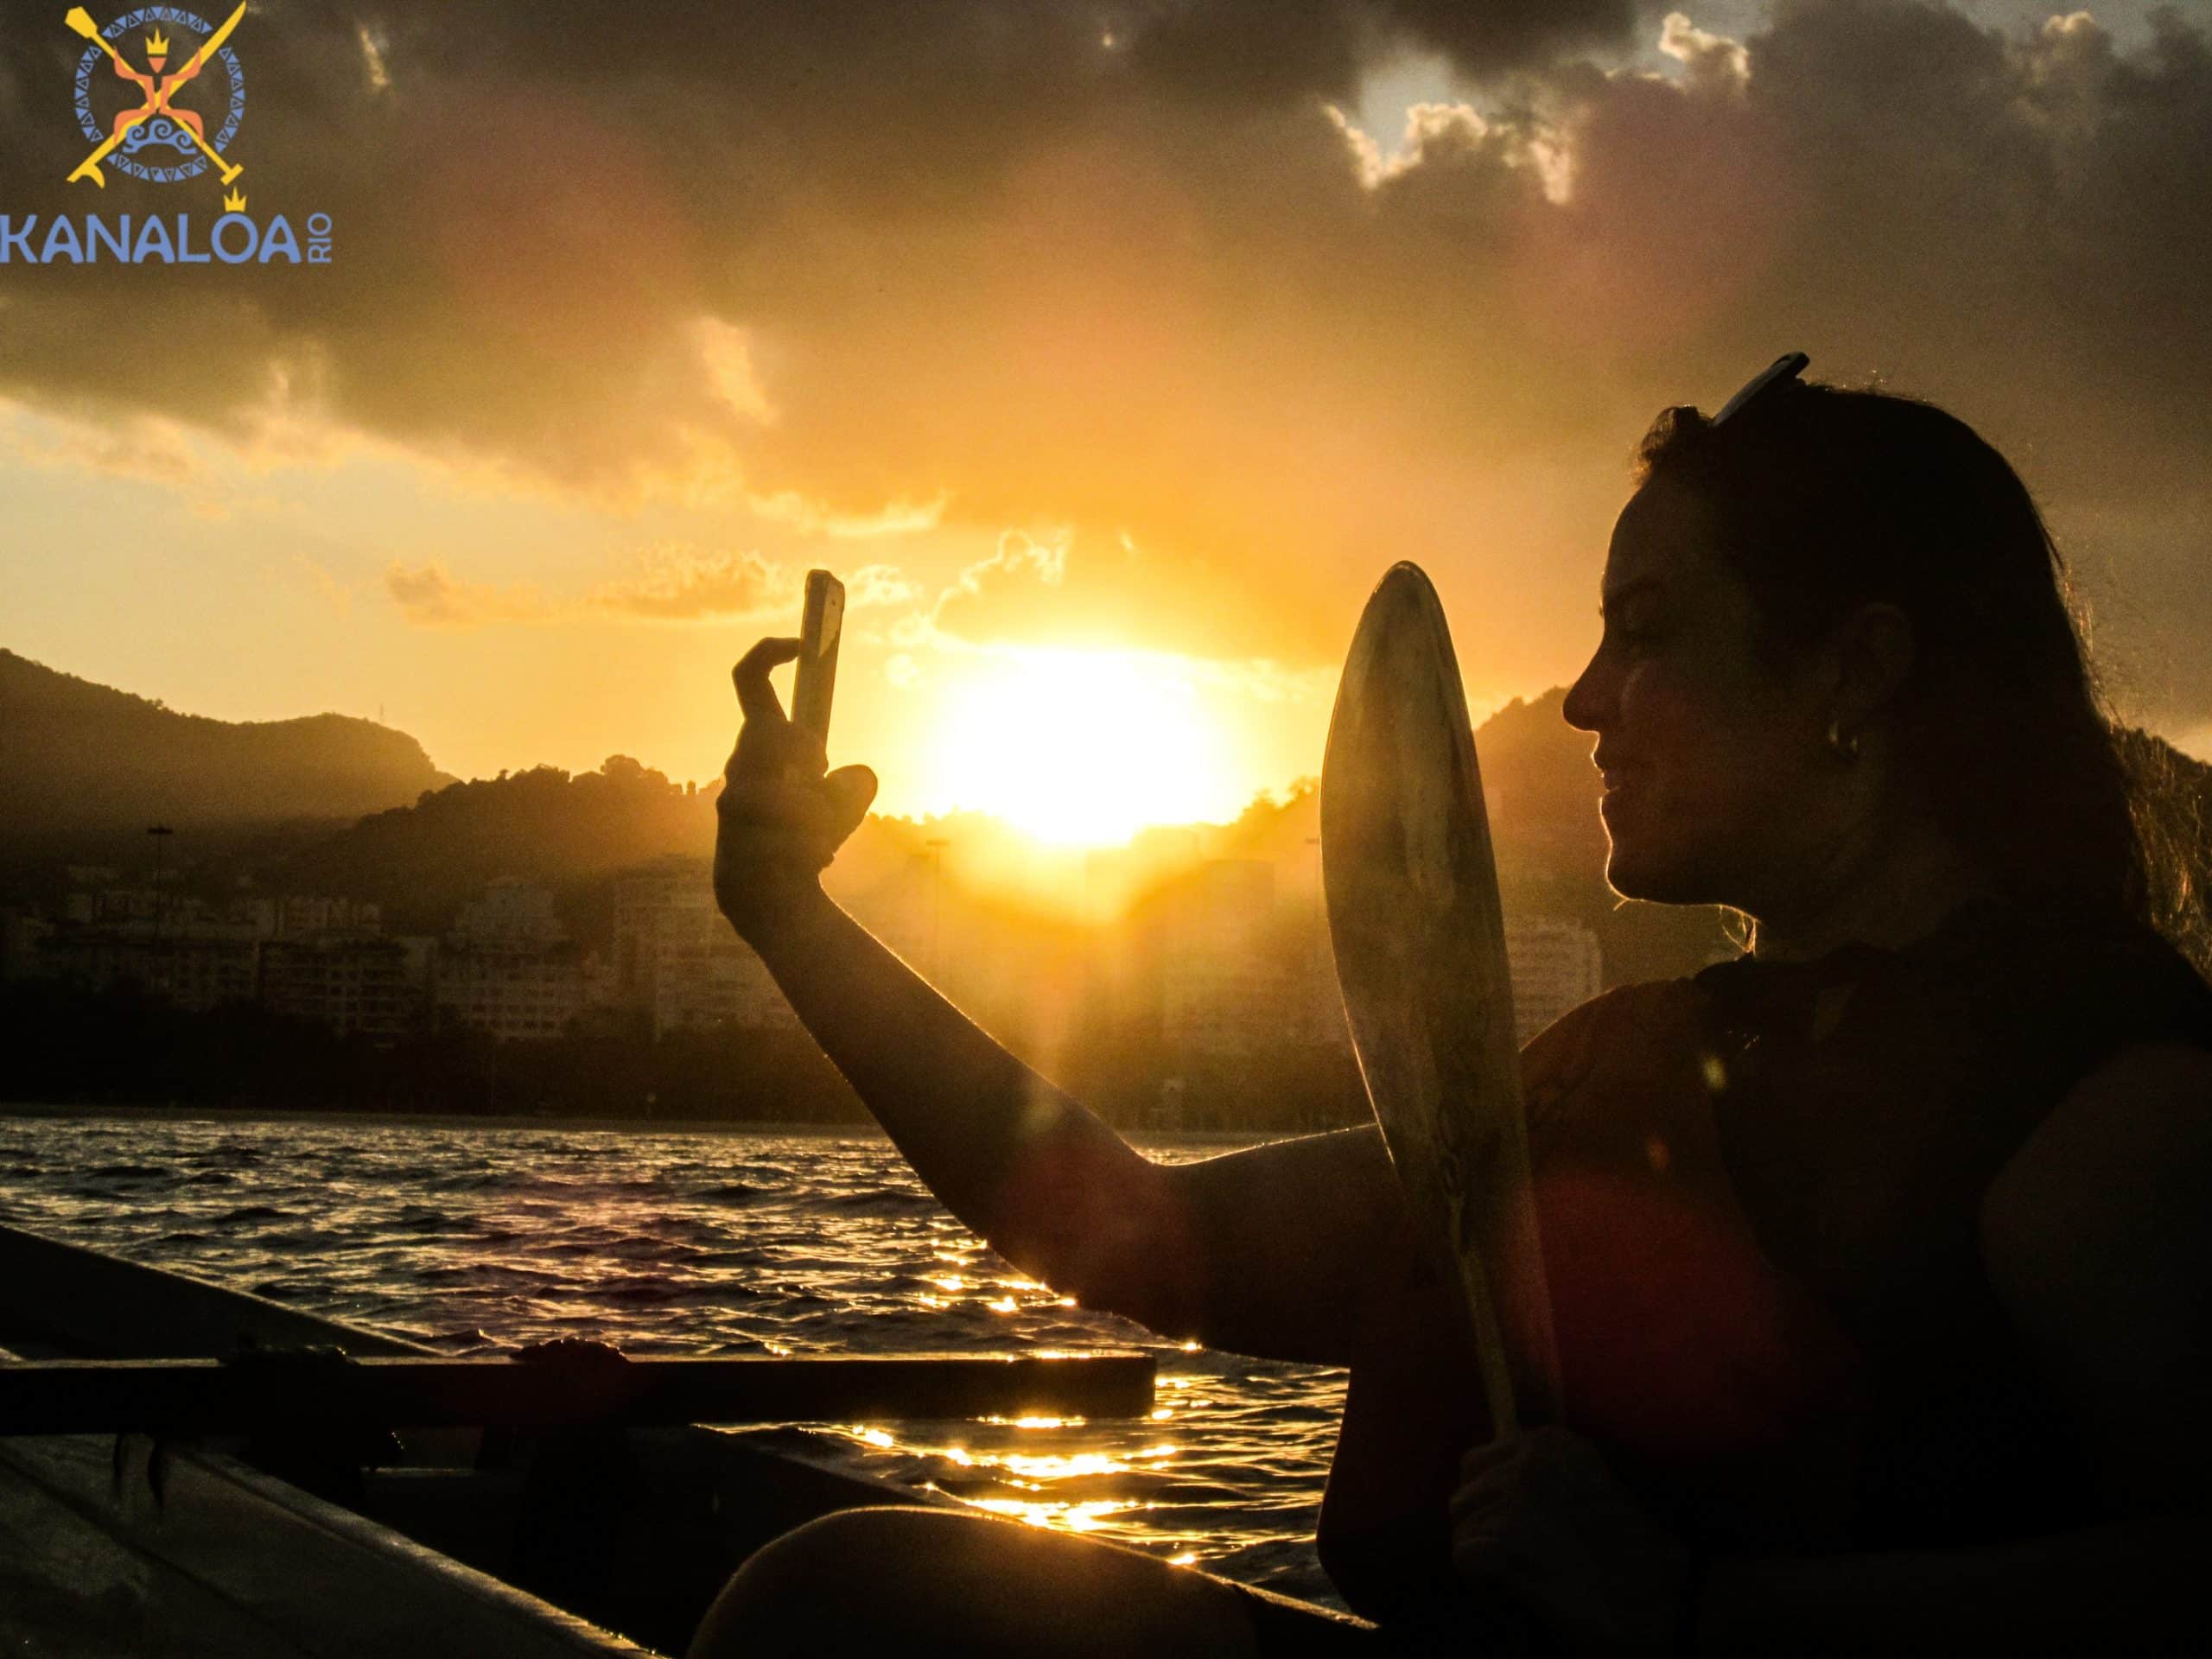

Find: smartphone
<box><xmin>791</xmin><ymin>569</ymin><xmax>844</xmax><ymax>752</ymax></box>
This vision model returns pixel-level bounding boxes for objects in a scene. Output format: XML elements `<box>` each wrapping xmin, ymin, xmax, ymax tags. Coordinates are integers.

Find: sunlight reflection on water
<box><xmin>0</xmin><ymin>1113</ymin><xmax>1347</xmax><ymax>1602</ymax></box>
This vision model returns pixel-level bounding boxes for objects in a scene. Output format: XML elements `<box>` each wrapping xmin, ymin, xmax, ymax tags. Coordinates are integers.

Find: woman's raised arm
<box><xmin>713</xmin><ymin>640</ymin><xmax>1421</xmax><ymax>1365</ymax></box>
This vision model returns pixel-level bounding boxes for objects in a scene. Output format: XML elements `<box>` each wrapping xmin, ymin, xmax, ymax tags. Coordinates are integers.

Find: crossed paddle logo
<box><xmin>65</xmin><ymin>4</ymin><xmax>246</xmax><ymax>194</ymax></box>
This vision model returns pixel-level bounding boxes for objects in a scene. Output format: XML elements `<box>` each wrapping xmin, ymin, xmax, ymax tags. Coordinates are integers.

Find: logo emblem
<box><xmin>2</xmin><ymin>0</ymin><xmax>331</xmax><ymax>264</ymax></box>
<box><xmin>67</xmin><ymin>4</ymin><xmax>247</xmax><ymax>195</ymax></box>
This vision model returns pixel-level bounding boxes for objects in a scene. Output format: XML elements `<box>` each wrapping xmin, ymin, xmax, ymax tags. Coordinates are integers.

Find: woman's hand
<box><xmin>714</xmin><ymin>638</ymin><xmax>877</xmax><ymax>945</ymax></box>
<box><xmin>1450</xmin><ymin>1426</ymin><xmax>1697</xmax><ymax>1656</ymax></box>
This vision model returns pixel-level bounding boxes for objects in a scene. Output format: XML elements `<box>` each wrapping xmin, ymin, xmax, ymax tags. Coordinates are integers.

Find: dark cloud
<box><xmin>0</xmin><ymin>0</ymin><xmax>1647</xmax><ymax>479</ymax></box>
<box><xmin>3</xmin><ymin>0</ymin><xmax>2210</xmax><ymax>721</ymax></box>
<box><xmin>1113</xmin><ymin>0</ymin><xmax>1639</xmax><ymax>101</ymax></box>
<box><xmin>1385</xmin><ymin>0</ymin><xmax>1639</xmax><ymax>67</ymax></box>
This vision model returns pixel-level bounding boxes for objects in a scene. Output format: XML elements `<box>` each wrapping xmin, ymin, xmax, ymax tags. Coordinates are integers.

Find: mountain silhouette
<box><xmin>7</xmin><ymin>650</ymin><xmax>2201</xmax><ymax>977</ymax></box>
<box><xmin>265</xmin><ymin>757</ymin><xmax>718</xmax><ymax>932</ymax></box>
<box><xmin>0</xmin><ymin>649</ymin><xmax>453</xmax><ymax>874</ymax></box>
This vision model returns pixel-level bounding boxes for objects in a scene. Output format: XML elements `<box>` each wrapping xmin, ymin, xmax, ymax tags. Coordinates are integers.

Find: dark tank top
<box><xmin>1317</xmin><ymin>896</ymin><xmax>2212</xmax><ymax>1618</ymax></box>
<box><xmin>1681</xmin><ymin>893</ymin><xmax>2212</xmax><ymax>1551</ymax></box>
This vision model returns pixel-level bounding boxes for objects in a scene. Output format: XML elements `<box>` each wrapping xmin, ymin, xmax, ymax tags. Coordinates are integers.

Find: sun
<box><xmin>923</xmin><ymin>649</ymin><xmax>1242</xmax><ymax>844</ymax></box>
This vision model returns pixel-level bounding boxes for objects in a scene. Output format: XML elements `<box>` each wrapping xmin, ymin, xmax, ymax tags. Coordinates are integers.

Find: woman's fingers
<box><xmin>718</xmin><ymin>646</ymin><xmax>871</xmax><ymax>899</ymax></box>
<box><xmin>1459</xmin><ymin>1425</ymin><xmax>1579</xmax><ymax>1486</ymax></box>
<box><xmin>734</xmin><ymin>638</ymin><xmax>803</xmax><ymax>722</ymax></box>
<box><xmin>1450</xmin><ymin>1465</ymin><xmax>1518</xmax><ymax>1525</ymax></box>
<box><xmin>789</xmin><ymin>728</ymin><xmax>830</xmax><ymax>781</ymax></box>
<box><xmin>718</xmin><ymin>775</ymin><xmax>839</xmax><ymax>835</ymax></box>
<box><xmin>728</xmin><ymin>639</ymin><xmax>820</xmax><ymax>786</ymax></box>
<box><xmin>823</xmin><ymin>765</ymin><xmax>878</xmax><ymax>836</ymax></box>
<box><xmin>715</xmin><ymin>649</ymin><xmax>870</xmax><ymax>933</ymax></box>
<box><xmin>1449</xmin><ymin>1444</ymin><xmax>1520</xmax><ymax>1530</ymax></box>
<box><xmin>1450</xmin><ymin>1429</ymin><xmax>1586</xmax><ymax>1526</ymax></box>
<box><xmin>1462</xmin><ymin>1435</ymin><xmax>1523</xmax><ymax>1475</ymax></box>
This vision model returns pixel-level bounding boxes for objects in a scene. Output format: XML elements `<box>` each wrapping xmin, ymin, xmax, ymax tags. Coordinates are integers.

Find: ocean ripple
<box><xmin>0</xmin><ymin>1113</ymin><xmax>1347</xmax><ymax>1604</ymax></box>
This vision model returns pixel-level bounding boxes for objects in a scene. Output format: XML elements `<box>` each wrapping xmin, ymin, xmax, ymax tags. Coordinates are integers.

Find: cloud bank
<box><xmin>3</xmin><ymin>0</ymin><xmax>2209</xmax><ymax>720</ymax></box>
<box><xmin>383</xmin><ymin>546</ymin><xmax>914</xmax><ymax>628</ymax></box>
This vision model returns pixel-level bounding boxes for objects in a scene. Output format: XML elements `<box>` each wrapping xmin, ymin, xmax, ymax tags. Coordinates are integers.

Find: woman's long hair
<box><xmin>1634</xmin><ymin>381</ymin><xmax>2204</xmax><ymax>967</ymax></box>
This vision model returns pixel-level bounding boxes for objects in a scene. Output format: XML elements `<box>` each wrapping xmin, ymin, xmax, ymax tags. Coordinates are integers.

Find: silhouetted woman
<box><xmin>692</xmin><ymin>360</ymin><xmax>2212</xmax><ymax>1655</ymax></box>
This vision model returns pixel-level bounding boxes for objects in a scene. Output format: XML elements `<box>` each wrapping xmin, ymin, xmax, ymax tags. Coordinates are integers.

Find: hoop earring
<box><xmin>1826</xmin><ymin>720</ymin><xmax>1861</xmax><ymax>762</ymax></box>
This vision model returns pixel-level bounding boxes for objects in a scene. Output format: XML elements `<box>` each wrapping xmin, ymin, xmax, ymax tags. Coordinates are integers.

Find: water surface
<box><xmin>0</xmin><ymin>1114</ymin><xmax>1346</xmax><ymax>1602</ymax></box>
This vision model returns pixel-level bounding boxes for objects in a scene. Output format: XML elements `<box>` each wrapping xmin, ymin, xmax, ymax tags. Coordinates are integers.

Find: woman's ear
<box><xmin>1829</xmin><ymin>601</ymin><xmax>1916</xmax><ymax>734</ymax></box>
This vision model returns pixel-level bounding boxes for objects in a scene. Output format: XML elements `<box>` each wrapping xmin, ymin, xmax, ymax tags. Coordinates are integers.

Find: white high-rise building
<box><xmin>612</xmin><ymin>861</ymin><xmax>794</xmax><ymax>1036</ymax></box>
<box><xmin>1161</xmin><ymin>860</ymin><xmax>1300</xmax><ymax>1060</ymax></box>
<box><xmin>262</xmin><ymin>934</ymin><xmax>429</xmax><ymax>1039</ymax></box>
<box><xmin>1503</xmin><ymin>918</ymin><xmax>1604</xmax><ymax>1046</ymax></box>
<box><xmin>651</xmin><ymin>902</ymin><xmax>794</xmax><ymax>1037</ymax></box>
<box><xmin>435</xmin><ymin>880</ymin><xmax>582</xmax><ymax>1042</ymax></box>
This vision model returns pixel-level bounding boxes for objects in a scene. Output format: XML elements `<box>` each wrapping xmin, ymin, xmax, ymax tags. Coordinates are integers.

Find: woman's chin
<box><xmin>1602</xmin><ymin>850</ymin><xmax>1656</xmax><ymax>902</ymax></box>
<box><xmin>1601</xmin><ymin>832</ymin><xmax>1689</xmax><ymax>905</ymax></box>
<box><xmin>1600</xmin><ymin>791</ymin><xmax>1702</xmax><ymax>900</ymax></box>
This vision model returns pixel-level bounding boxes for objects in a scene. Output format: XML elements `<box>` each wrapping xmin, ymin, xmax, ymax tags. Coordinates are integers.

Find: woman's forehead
<box><xmin>1604</xmin><ymin>479</ymin><xmax>1718</xmax><ymax>598</ymax></box>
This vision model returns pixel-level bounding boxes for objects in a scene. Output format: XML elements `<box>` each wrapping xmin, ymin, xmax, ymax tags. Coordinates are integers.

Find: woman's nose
<box><xmin>1561</xmin><ymin>652</ymin><xmax>1610</xmax><ymax>734</ymax></box>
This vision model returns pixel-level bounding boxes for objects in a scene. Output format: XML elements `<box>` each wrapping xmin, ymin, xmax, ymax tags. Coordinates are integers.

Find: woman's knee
<box><xmin>689</xmin><ymin>1506</ymin><xmax>925</xmax><ymax>1656</ymax></box>
<box><xmin>687</xmin><ymin>1504</ymin><xmax>1266</xmax><ymax>1657</ymax></box>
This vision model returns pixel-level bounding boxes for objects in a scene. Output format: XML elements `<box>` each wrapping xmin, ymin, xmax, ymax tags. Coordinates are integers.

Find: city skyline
<box><xmin>1</xmin><ymin>843</ymin><xmax>1607</xmax><ymax>1123</ymax></box>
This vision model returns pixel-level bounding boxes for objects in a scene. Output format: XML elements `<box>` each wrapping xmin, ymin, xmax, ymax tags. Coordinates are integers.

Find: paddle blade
<box><xmin>65</xmin><ymin>8</ymin><xmax>99</xmax><ymax>38</ymax></box>
<box><xmin>1320</xmin><ymin>562</ymin><xmax>1560</xmax><ymax>1432</ymax></box>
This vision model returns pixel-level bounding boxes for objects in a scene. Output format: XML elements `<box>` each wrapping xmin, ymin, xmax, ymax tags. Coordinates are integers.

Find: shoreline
<box><xmin>1</xmin><ymin>1102</ymin><xmax>862</xmax><ymax>1136</ymax></box>
<box><xmin>0</xmin><ymin>1102</ymin><xmax>1274</xmax><ymax>1146</ymax></box>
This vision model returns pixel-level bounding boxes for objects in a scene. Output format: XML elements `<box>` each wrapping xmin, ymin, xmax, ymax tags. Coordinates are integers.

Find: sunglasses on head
<box><xmin>1713</xmin><ymin>351</ymin><xmax>1809</xmax><ymax>426</ymax></box>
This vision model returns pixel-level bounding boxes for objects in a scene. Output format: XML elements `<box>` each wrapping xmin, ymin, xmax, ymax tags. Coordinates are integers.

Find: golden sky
<box><xmin>3</xmin><ymin>0</ymin><xmax>2209</xmax><ymax>837</ymax></box>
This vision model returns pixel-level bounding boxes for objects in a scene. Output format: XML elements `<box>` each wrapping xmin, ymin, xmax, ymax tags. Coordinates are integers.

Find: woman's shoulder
<box><xmin>1687</xmin><ymin>892</ymin><xmax>2212</xmax><ymax>1084</ymax></box>
<box><xmin>1520</xmin><ymin>977</ymin><xmax>1715</xmax><ymax>1135</ymax></box>
<box><xmin>1905</xmin><ymin>893</ymin><xmax>2212</xmax><ymax>1077</ymax></box>
<box><xmin>1916</xmin><ymin>892</ymin><xmax>2209</xmax><ymax>1000</ymax></box>
<box><xmin>1524</xmin><ymin>978</ymin><xmax>1712</xmax><ymax>1056</ymax></box>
